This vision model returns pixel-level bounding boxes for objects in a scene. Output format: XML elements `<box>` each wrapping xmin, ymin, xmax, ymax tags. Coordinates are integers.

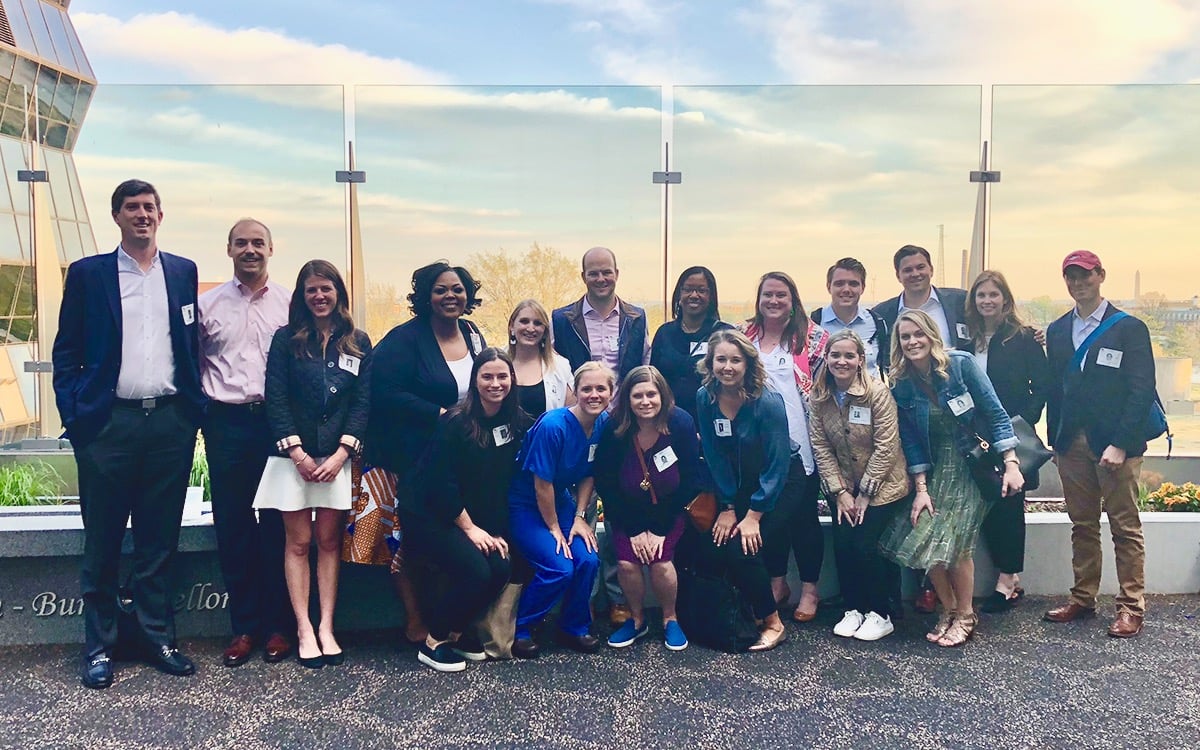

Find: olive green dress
<box><xmin>879</xmin><ymin>404</ymin><xmax>988</xmax><ymax>569</ymax></box>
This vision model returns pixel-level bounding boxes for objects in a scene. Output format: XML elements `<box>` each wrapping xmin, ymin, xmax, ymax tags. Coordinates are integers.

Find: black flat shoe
<box><xmin>512</xmin><ymin>638</ymin><xmax>540</xmax><ymax>659</ymax></box>
<box><xmin>980</xmin><ymin>587</ymin><xmax>1025</xmax><ymax>613</ymax></box>
<box><xmin>322</xmin><ymin>651</ymin><xmax>345</xmax><ymax>666</ymax></box>
<box><xmin>555</xmin><ymin>631</ymin><xmax>601</xmax><ymax>654</ymax></box>
<box><xmin>146</xmin><ymin>645</ymin><xmax>195</xmax><ymax>677</ymax></box>
<box><xmin>81</xmin><ymin>653</ymin><xmax>113</xmax><ymax>689</ymax></box>
<box><xmin>297</xmin><ymin>651</ymin><xmax>325</xmax><ymax>669</ymax></box>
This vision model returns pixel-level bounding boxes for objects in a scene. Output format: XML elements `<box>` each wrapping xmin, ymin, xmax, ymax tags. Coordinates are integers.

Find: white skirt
<box><xmin>252</xmin><ymin>456</ymin><xmax>352</xmax><ymax>512</ymax></box>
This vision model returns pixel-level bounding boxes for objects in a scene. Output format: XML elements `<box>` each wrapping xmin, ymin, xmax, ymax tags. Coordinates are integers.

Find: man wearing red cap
<box><xmin>1043</xmin><ymin>250</ymin><xmax>1154</xmax><ymax>637</ymax></box>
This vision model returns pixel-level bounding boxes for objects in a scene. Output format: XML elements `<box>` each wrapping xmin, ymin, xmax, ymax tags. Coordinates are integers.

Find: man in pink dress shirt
<box><xmin>198</xmin><ymin>218</ymin><xmax>294</xmax><ymax>666</ymax></box>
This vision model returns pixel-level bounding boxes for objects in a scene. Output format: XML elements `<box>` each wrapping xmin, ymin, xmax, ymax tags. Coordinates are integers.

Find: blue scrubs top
<box><xmin>509</xmin><ymin>407</ymin><xmax>609</xmax><ymax>514</ymax></box>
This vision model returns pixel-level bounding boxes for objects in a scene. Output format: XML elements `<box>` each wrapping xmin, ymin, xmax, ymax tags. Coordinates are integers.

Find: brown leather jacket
<box><xmin>809</xmin><ymin>373</ymin><xmax>909</xmax><ymax>506</ymax></box>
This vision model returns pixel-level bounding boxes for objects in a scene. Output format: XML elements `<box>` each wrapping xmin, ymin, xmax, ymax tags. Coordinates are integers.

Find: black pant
<box><xmin>831</xmin><ymin>501</ymin><xmax>901</xmax><ymax>618</ymax></box>
<box><xmin>202</xmin><ymin>403</ymin><xmax>292</xmax><ymax>639</ymax></box>
<box><xmin>399</xmin><ymin>510</ymin><xmax>511</xmax><ymax>641</ymax></box>
<box><xmin>762</xmin><ymin>457</ymin><xmax>824</xmax><ymax>582</ymax></box>
<box><xmin>77</xmin><ymin>400</ymin><xmax>196</xmax><ymax>657</ymax></box>
<box><xmin>691</xmin><ymin>514</ymin><xmax>775</xmax><ymax>620</ymax></box>
<box><xmin>981</xmin><ymin>492</ymin><xmax>1026</xmax><ymax>575</ymax></box>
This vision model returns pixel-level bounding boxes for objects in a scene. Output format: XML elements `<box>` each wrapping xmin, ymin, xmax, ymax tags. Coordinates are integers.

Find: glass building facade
<box><xmin>0</xmin><ymin>0</ymin><xmax>95</xmax><ymax>443</ymax></box>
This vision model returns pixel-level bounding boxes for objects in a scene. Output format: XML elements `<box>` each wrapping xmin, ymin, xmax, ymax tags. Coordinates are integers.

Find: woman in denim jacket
<box><xmin>879</xmin><ymin>310</ymin><xmax>1023</xmax><ymax>647</ymax></box>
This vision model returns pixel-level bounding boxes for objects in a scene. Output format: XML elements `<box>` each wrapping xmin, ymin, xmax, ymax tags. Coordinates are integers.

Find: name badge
<box><xmin>469</xmin><ymin>332</ymin><xmax>483</xmax><ymax>354</ymax></box>
<box><xmin>588</xmin><ymin>444</ymin><xmax>597</xmax><ymax>462</ymax></box>
<box><xmin>956</xmin><ymin>322</ymin><xmax>969</xmax><ymax>340</ymax></box>
<box><xmin>181</xmin><ymin>303</ymin><xmax>195</xmax><ymax>325</ymax></box>
<box><xmin>1097</xmin><ymin>348</ymin><xmax>1123</xmax><ymax>368</ymax></box>
<box><xmin>653</xmin><ymin>446</ymin><xmax>678</xmax><ymax>471</ymax></box>
<box><xmin>947</xmin><ymin>392</ymin><xmax>974</xmax><ymax>416</ymax></box>
<box><xmin>493</xmin><ymin>425</ymin><xmax>512</xmax><ymax>446</ymax></box>
<box><xmin>848</xmin><ymin>406</ymin><xmax>871</xmax><ymax>425</ymax></box>
<box><xmin>606</xmin><ymin>336</ymin><xmax>619</xmax><ymax>352</ymax></box>
<box><xmin>690</xmin><ymin>341</ymin><xmax>708</xmax><ymax>357</ymax></box>
<box><xmin>338</xmin><ymin>354</ymin><xmax>360</xmax><ymax>375</ymax></box>
<box><xmin>714</xmin><ymin>418</ymin><xmax>732</xmax><ymax>437</ymax></box>
<box><xmin>778</xmin><ymin>355</ymin><xmax>789</xmax><ymax>368</ymax></box>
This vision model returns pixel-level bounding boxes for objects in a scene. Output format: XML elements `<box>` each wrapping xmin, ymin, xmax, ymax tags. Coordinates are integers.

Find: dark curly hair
<box><xmin>407</xmin><ymin>261</ymin><xmax>483</xmax><ymax>318</ymax></box>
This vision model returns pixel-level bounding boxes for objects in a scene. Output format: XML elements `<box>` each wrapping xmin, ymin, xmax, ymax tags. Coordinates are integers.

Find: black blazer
<box><xmin>981</xmin><ymin>323</ymin><xmax>1051</xmax><ymax>426</ymax></box>
<box><xmin>52</xmin><ymin>249</ymin><xmax>205</xmax><ymax>447</ymax></box>
<box><xmin>872</xmin><ymin>286</ymin><xmax>972</xmax><ymax>351</ymax></box>
<box><xmin>265</xmin><ymin>327</ymin><xmax>372</xmax><ymax>457</ymax></box>
<box><xmin>593</xmin><ymin>406</ymin><xmax>707</xmax><ymax>537</ymax></box>
<box><xmin>1046</xmin><ymin>303</ymin><xmax>1155</xmax><ymax>457</ymax></box>
<box><xmin>366</xmin><ymin>317</ymin><xmax>485</xmax><ymax>474</ymax></box>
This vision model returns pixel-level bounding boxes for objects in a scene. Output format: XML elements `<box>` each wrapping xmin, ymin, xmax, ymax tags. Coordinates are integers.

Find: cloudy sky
<box><xmin>65</xmin><ymin>0</ymin><xmax>1200</xmax><ymax>310</ymax></box>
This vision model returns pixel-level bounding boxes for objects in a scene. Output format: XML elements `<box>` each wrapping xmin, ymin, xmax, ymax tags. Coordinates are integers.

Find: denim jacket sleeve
<box><xmin>749</xmin><ymin>390</ymin><xmax>791</xmax><ymax>513</ymax></box>
<box><xmin>892</xmin><ymin>379</ymin><xmax>931</xmax><ymax>475</ymax></box>
<box><xmin>958</xmin><ymin>352</ymin><xmax>1018</xmax><ymax>453</ymax></box>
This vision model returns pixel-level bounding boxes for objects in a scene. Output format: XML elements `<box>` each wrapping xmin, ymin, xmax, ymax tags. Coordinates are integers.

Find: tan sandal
<box><xmin>926</xmin><ymin>611</ymin><xmax>956</xmax><ymax>643</ymax></box>
<box><xmin>937</xmin><ymin>612</ymin><xmax>978</xmax><ymax>647</ymax></box>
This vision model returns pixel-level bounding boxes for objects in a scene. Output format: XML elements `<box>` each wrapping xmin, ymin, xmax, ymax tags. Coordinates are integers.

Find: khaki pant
<box><xmin>476</xmin><ymin>583</ymin><xmax>523</xmax><ymax>660</ymax></box>
<box><xmin>1056</xmin><ymin>433</ymin><xmax>1146</xmax><ymax>616</ymax></box>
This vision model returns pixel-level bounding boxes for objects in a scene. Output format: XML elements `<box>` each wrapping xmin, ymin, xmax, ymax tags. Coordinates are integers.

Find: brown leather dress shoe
<box><xmin>1043</xmin><ymin>602</ymin><xmax>1096</xmax><ymax>623</ymax></box>
<box><xmin>223</xmin><ymin>635</ymin><xmax>254</xmax><ymax>667</ymax></box>
<box><xmin>608</xmin><ymin>603</ymin><xmax>632</xmax><ymax>626</ymax></box>
<box><xmin>913</xmin><ymin>588</ymin><xmax>938</xmax><ymax>614</ymax></box>
<box><xmin>1107</xmin><ymin>612</ymin><xmax>1144</xmax><ymax>638</ymax></box>
<box><xmin>263</xmin><ymin>633</ymin><xmax>293</xmax><ymax>663</ymax></box>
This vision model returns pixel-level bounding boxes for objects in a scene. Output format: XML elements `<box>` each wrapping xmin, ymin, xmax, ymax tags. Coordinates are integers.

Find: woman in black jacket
<box><xmin>365</xmin><ymin>261</ymin><xmax>486</xmax><ymax>643</ymax></box>
<box><xmin>649</xmin><ymin>266</ymin><xmax>733</xmax><ymax>421</ymax></box>
<box><xmin>259</xmin><ymin>260</ymin><xmax>371</xmax><ymax>668</ymax></box>
<box><xmin>594</xmin><ymin>366</ymin><xmax>704</xmax><ymax>651</ymax></box>
<box><xmin>397</xmin><ymin>348</ymin><xmax>532</xmax><ymax>672</ymax></box>
<box><xmin>965</xmin><ymin>270</ymin><xmax>1050</xmax><ymax>612</ymax></box>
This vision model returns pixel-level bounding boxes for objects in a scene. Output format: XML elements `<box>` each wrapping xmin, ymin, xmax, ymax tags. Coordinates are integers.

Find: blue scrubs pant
<box><xmin>511</xmin><ymin>504</ymin><xmax>599</xmax><ymax>639</ymax></box>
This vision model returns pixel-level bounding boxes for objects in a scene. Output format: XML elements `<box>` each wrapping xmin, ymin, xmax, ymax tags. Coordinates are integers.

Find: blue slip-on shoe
<box><xmin>607</xmin><ymin>619</ymin><xmax>650</xmax><ymax>648</ymax></box>
<box><xmin>663</xmin><ymin>620</ymin><xmax>689</xmax><ymax>651</ymax></box>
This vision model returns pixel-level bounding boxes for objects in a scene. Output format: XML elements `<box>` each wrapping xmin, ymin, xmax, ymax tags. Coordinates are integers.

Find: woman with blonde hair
<box><xmin>809</xmin><ymin>329</ymin><xmax>909</xmax><ymax>641</ymax></box>
<box><xmin>507</xmin><ymin>299</ymin><xmax>576</xmax><ymax>417</ymax></box>
<box><xmin>879</xmin><ymin>310</ymin><xmax>1022</xmax><ymax>647</ymax></box>
<box><xmin>693</xmin><ymin>329</ymin><xmax>790</xmax><ymax>651</ymax></box>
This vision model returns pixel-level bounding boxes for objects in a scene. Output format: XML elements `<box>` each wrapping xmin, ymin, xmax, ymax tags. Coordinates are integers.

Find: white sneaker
<box><xmin>853</xmin><ymin>612</ymin><xmax>894</xmax><ymax>641</ymax></box>
<box><xmin>832</xmin><ymin>610</ymin><xmax>864</xmax><ymax>637</ymax></box>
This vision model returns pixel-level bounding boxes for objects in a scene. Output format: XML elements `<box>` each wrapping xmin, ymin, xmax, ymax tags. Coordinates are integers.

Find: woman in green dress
<box><xmin>879</xmin><ymin>310</ymin><xmax>1023</xmax><ymax>647</ymax></box>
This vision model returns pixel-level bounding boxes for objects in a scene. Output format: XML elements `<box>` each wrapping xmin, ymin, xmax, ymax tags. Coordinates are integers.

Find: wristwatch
<box><xmin>575</xmin><ymin>511</ymin><xmax>586</xmax><ymax>520</ymax></box>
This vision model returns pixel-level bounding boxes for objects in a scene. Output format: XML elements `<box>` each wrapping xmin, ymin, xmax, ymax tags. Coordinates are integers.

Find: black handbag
<box><xmin>676</xmin><ymin>565</ymin><xmax>759</xmax><ymax>653</ymax></box>
<box><xmin>965</xmin><ymin>416</ymin><xmax>1052</xmax><ymax>499</ymax></box>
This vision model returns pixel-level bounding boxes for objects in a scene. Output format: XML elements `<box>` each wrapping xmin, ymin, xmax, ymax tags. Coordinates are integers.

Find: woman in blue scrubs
<box><xmin>509</xmin><ymin>362</ymin><xmax>614</xmax><ymax>658</ymax></box>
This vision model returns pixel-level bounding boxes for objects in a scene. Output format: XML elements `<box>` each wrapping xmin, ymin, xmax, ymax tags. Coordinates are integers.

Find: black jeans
<box><xmin>831</xmin><ymin>500</ymin><xmax>901</xmax><ymax>618</ymax></box>
<box><xmin>399</xmin><ymin>509</ymin><xmax>511</xmax><ymax>641</ymax></box>
<box><xmin>980</xmin><ymin>492</ymin><xmax>1026</xmax><ymax>575</ymax></box>
<box><xmin>202</xmin><ymin>403</ymin><xmax>292</xmax><ymax>639</ymax></box>
<box><xmin>690</xmin><ymin>511</ymin><xmax>776</xmax><ymax>620</ymax></box>
<box><xmin>762</xmin><ymin>457</ymin><xmax>824</xmax><ymax>582</ymax></box>
<box><xmin>77</xmin><ymin>400</ymin><xmax>196</xmax><ymax>657</ymax></box>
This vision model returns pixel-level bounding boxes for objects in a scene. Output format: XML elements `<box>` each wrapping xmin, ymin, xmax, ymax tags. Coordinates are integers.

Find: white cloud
<box><xmin>536</xmin><ymin>0</ymin><xmax>677</xmax><ymax>34</ymax></box>
<box><xmin>741</xmin><ymin>0</ymin><xmax>1200</xmax><ymax>84</ymax></box>
<box><xmin>72</xmin><ymin>11</ymin><xmax>449</xmax><ymax>84</ymax></box>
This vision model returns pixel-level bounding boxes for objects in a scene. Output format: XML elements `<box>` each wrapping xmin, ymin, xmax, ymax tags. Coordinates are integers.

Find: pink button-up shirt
<box><xmin>198</xmin><ymin>278</ymin><xmax>290</xmax><ymax>404</ymax></box>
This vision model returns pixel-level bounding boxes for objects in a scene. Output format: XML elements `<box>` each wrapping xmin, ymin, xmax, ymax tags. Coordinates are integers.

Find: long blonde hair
<box><xmin>506</xmin><ymin>299</ymin><xmax>556</xmax><ymax>370</ymax></box>
<box><xmin>699</xmin><ymin>329</ymin><xmax>768</xmax><ymax>401</ymax></box>
<box><xmin>811</xmin><ymin>329</ymin><xmax>869</xmax><ymax>404</ymax></box>
<box><xmin>888</xmin><ymin>310</ymin><xmax>950</xmax><ymax>383</ymax></box>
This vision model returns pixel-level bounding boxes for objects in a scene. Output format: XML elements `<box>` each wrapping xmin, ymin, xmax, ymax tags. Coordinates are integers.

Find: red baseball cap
<box><xmin>1062</xmin><ymin>250</ymin><xmax>1102</xmax><ymax>272</ymax></box>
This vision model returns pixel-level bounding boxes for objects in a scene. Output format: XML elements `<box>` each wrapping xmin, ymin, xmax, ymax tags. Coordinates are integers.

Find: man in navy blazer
<box><xmin>1043</xmin><ymin>250</ymin><xmax>1153</xmax><ymax>638</ymax></box>
<box><xmin>53</xmin><ymin>179</ymin><xmax>206</xmax><ymax>688</ymax></box>
<box><xmin>871</xmin><ymin>245</ymin><xmax>972</xmax><ymax>352</ymax></box>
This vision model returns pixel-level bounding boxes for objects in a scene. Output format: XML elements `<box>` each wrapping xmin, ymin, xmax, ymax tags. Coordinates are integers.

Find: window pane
<box><xmin>71</xmin><ymin>80</ymin><xmax>92</xmax><ymax>123</ymax></box>
<box><xmin>0</xmin><ymin>262</ymin><xmax>22</xmax><ymax>315</ymax></box>
<box><xmin>42</xmin><ymin>3</ymin><xmax>80</xmax><ymax>73</ymax></box>
<box><xmin>5</xmin><ymin>0</ymin><xmax>37</xmax><ymax>54</ymax></box>
<box><xmin>18</xmin><ymin>0</ymin><xmax>57</xmax><ymax>65</ymax></box>
<box><xmin>41</xmin><ymin>149</ymin><xmax>72</xmax><ymax>219</ymax></box>
<box><xmin>35</xmin><ymin>64</ymin><xmax>56</xmax><ymax>117</ymax></box>
<box><xmin>43</xmin><ymin>119</ymin><xmax>67</xmax><ymax>148</ymax></box>
<box><xmin>51</xmin><ymin>75</ymin><xmax>75</xmax><ymax>123</ymax></box>
<box><xmin>0</xmin><ymin>139</ymin><xmax>30</xmax><ymax>212</ymax></box>
<box><xmin>0</xmin><ymin>144</ymin><xmax>14</xmax><ymax>213</ymax></box>
<box><xmin>0</xmin><ymin>48</ymin><xmax>16</xmax><ymax>82</ymax></box>
<box><xmin>60</xmin><ymin>8</ymin><xmax>93</xmax><ymax>80</ymax></box>
<box><xmin>57</xmin><ymin>220</ymin><xmax>83</xmax><ymax>261</ymax></box>
<box><xmin>0</xmin><ymin>104</ymin><xmax>26</xmax><ymax>137</ymax></box>
<box><xmin>0</xmin><ymin>213</ymin><xmax>22</xmax><ymax>261</ymax></box>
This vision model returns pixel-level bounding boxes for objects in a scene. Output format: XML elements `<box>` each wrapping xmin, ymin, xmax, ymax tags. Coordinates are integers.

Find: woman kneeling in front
<box><xmin>508</xmin><ymin>362</ymin><xmax>614</xmax><ymax>658</ymax></box>
<box><xmin>809</xmin><ymin>330</ymin><xmax>909</xmax><ymax>641</ymax></box>
<box><xmin>398</xmin><ymin>348</ymin><xmax>531</xmax><ymax>672</ymax></box>
<box><xmin>594</xmin><ymin>366</ymin><xmax>704</xmax><ymax>651</ymax></box>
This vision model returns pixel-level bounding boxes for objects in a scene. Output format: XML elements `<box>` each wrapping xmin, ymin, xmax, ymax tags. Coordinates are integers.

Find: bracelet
<box><xmin>1004</xmin><ymin>458</ymin><xmax>1020</xmax><ymax>465</ymax></box>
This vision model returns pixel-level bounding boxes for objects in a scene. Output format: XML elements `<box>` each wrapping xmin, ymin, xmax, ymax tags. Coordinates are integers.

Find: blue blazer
<box><xmin>52</xmin><ymin>249</ymin><xmax>206</xmax><ymax>447</ymax></box>
<box><xmin>871</xmin><ymin>286</ymin><xmax>972</xmax><ymax>351</ymax></box>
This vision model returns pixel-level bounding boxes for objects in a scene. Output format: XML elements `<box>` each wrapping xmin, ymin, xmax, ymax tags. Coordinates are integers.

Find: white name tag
<box><xmin>339</xmin><ymin>354</ymin><xmax>360</xmax><ymax>375</ymax></box>
<box><xmin>653</xmin><ymin>446</ymin><xmax>678</xmax><ymax>471</ymax></box>
<box><xmin>606</xmin><ymin>336</ymin><xmax>619</xmax><ymax>352</ymax></box>
<box><xmin>690</xmin><ymin>341</ymin><xmax>708</xmax><ymax>357</ymax></box>
<box><xmin>947</xmin><ymin>392</ymin><xmax>974</xmax><ymax>416</ymax></box>
<box><xmin>469</xmin><ymin>332</ymin><xmax>483</xmax><ymax>354</ymax></box>
<box><xmin>181</xmin><ymin>303</ymin><xmax>195</xmax><ymax>325</ymax></box>
<box><xmin>956</xmin><ymin>322</ymin><xmax>969</xmax><ymax>340</ymax></box>
<box><xmin>1097</xmin><ymin>348</ymin><xmax>1123</xmax><ymax>368</ymax></box>
<box><xmin>493</xmin><ymin>425</ymin><xmax>512</xmax><ymax>446</ymax></box>
<box><xmin>714</xmin><ymin>418</ymin><xmax>732</xmax><ymax>437</ymax></box>
<box><xmin>588</xmin><ymin>444</ymin><xmax>597</xmax><ymax>462</ymax></box>
<box><xmin>848</xmin><ymin>406</ymin><xmax>871</xmax><ymax>425</ymax></box>
<box><xmin>778</xmin><ymin>355</ymin><xmax>789</xmax><ymax>368</ymax></box>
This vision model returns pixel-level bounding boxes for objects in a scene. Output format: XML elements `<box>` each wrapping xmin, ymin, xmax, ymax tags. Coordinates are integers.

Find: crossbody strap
<box><xmin>1070</xmin><ymin>311</ymin><xmax>1127</xmax><ymax>371</ymax></box>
